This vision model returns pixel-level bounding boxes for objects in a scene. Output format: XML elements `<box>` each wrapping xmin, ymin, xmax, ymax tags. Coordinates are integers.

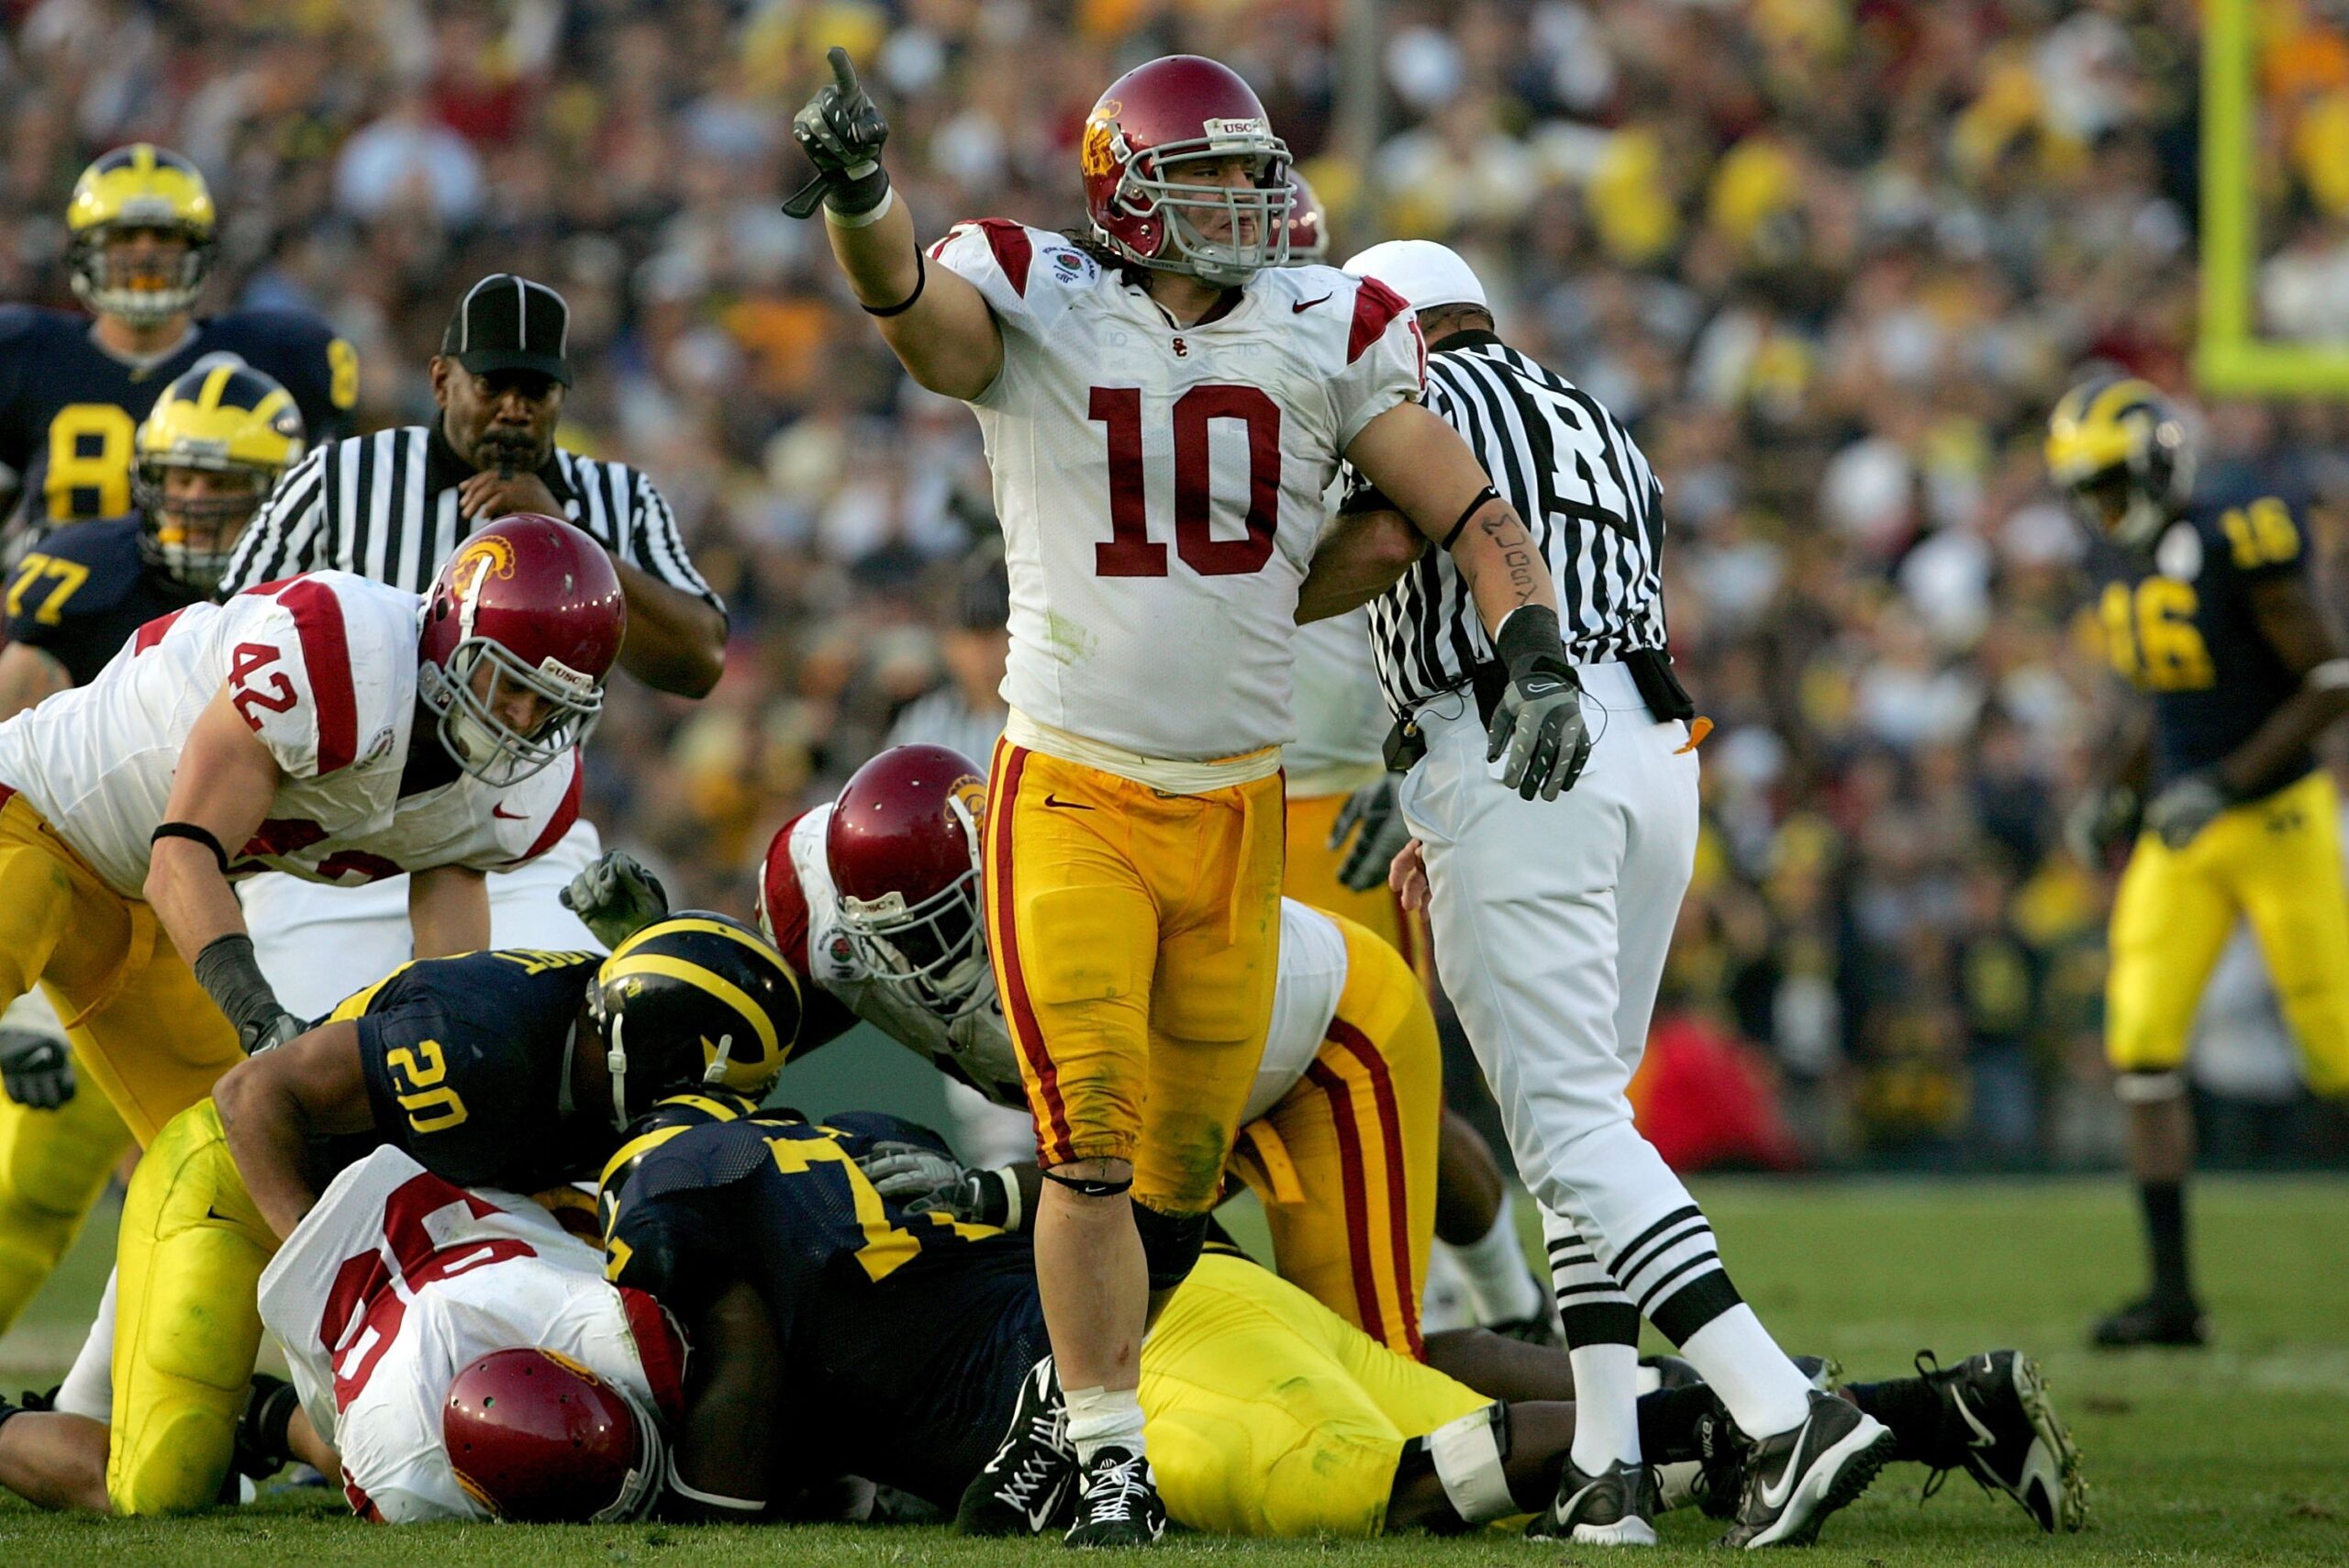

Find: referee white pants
<box><xmin>241</xmin><ymin>820</ymin><xmax>607</xmax><ymax>1021</ymax></box>
<box><xmin>1397</xmin><ymin>660</ymin><xmax>1700</xmax><ymax>1275</ymax></box>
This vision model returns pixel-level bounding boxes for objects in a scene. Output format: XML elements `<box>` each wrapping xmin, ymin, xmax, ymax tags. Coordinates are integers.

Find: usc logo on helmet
<box><xmin>1082</xmin><ymin>108</ymin><xmax>1122</xmax><ymax>179</ymax></box>
<box><xmin>950</xmin><ymin>773</ymin><xmax>987</xmax><ymax>837</ymax></box>
<box><xmin>452</xmin><ymin>534</ymin><xmax>519</xmax><ymax>595</ymax></box>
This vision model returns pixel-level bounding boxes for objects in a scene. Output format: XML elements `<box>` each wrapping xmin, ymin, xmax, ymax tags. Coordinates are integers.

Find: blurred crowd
<box><xmin>6</xmin><ymin>0</ymin><xmax>2348</xmax><ymax>1170</ymax></box>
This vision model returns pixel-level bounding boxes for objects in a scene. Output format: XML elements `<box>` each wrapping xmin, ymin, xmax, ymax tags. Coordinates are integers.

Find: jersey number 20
<box><xmin>1091</xmin><ymin>384</ymin><xmax>1281</xmax><ymax>578</ymax></box>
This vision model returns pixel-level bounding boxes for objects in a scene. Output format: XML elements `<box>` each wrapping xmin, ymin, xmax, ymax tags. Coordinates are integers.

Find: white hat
<box><xmin>1341</xmin><ymin>239</ymin><xmax>1488</xmax><ymax>314</ymax></box>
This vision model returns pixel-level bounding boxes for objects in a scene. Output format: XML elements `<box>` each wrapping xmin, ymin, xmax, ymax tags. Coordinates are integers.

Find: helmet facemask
<box><xmin>2061</xmin><ymin>416</ymin><xmax>2195</xmax><ymax>555</ymax></box>
<box><xmin>418</xmin><ymin>636</ymin><xmax>603</xmax><ymax>786</ymax></box>
<box><xmin>837</xmin><ymin>870</ymin><xmax>992</xmax><ymax>1019</ymax></box>
<box><xmin>69</xmin><ymin>223</ymin><xmax>214</xmax><ymax>328</ymax></box>
<box><xmin>1101</xmin><ymin>131</ymin><xmax>1294</xmax><ymax>287</ymax></box>
<box><xmin>133</xmin><ymin>460</ymin><xmax>271</xmax><ymax>595</ymax></box>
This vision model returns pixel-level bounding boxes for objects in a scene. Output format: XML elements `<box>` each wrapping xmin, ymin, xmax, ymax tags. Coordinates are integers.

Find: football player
<box><xmin>0</xmin><ymin>145</ymin><xmax>354</xmax><ymax>535</ymax></box>
<box><xmin>592</xmin><ymin>1094</ymin><xmax>2082</xmax><ymax>1541</ymax></box>
<box><xmin>0</xmin><ymin>359</ymin><xmax>306</xmax><ymax>1337</ymax></box>
<box><xmin>109</xmin><ymin>914</ymin><xmax>799</xmax><ymax>1514</ymax></box>
<box><xmin>2047</xmin><ymin>380</ymin><xmax>2349</xmax><ymax>1347</ymax></box>
<box><xmin>789</xmin><ymin>49</ymin><xmax>1584</xmax><ymax>1539</ymax></box>
<box><xmin>572</xmin><ymin>744</ymin><xmax>1450</xmax><ymax>1359</ymax></box>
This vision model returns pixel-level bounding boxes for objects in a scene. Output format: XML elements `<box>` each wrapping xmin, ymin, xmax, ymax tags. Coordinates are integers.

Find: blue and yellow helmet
<box><xmin>133</xmin><ymin>357</ymin><xmax>305</xmax><ymax>595</ymax></box>
<box><xmin>65</xmin><ymin>144</ymin><xmax>217</xmax><ymax>327</ymax></box>
<box><xmin>2044</xmin><ymin>376</ymin><xmax>2194</xmax><ymax>552</ymax></box>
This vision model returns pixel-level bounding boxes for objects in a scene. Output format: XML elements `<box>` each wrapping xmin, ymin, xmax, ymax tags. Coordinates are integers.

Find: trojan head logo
<box><xmin>1082</xmin><ymin>102</ymin><xmax>1123</xmax><ymax>179</ymax></box>
<box><xmin>451</xmin><ymin>534</ymin><xmax>518</xmax><ymax>640</ymax></box>
<box><xmin>950</xmin><ymin>772</ymin><xmax>986</xmax><ymax>829</ymax></box>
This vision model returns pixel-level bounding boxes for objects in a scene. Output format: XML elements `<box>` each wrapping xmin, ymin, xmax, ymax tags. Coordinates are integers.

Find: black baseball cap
<box><xmin>441</xmin><ymin>273</ymin><xmax>572</xmax><ymax>385</ymax></box>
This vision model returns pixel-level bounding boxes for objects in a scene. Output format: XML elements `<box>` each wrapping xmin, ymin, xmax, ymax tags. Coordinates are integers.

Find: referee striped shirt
<box><xmin>1365</xmin><ymin>329</ymin><xmax>1664</xmax><ymax>715</ymax></box>
<box><xmin>220</xmin><ymin>424</ymin><xmax>723</xmax><ymax>613</ymax></box>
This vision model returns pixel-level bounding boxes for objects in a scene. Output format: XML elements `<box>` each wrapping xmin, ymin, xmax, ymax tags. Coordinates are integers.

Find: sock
<box><xmin>1453</xmin><ymin>1190</ymin><xmax>1548</xmax><ymax>1325</ymax></box>
<box><xmin>1845</xmin><ymin>1378</ymin><xmax>1944</xmax><ymax>1464</ymax></box>
<box><xmin>1675</xmin><ymin>1306</ymin><xmax>1813</xmax><ymax>1440</ymax></box>
<box><xmin>2140</xmin><ymin>1181</ymin><xmax>2192</xmax><ymax>1302</ymax></box>
<box><xmin>1634</xmin><ymin>1383</ymin><xmax>1725</xmax><ymax>1463</ymax></box>
<box><xmin>1568</xmin><ymin>1342</ymin><xmax>1644</xmax><ymax>1472</ymax></box>
<box><xmin>1063</xmin><ymin>1385</ymin><xmax>1146</xmax><ymax>1467</ymax></box>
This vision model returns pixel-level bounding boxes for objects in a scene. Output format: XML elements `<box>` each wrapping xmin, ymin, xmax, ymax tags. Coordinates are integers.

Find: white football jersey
<box><xmin>257</xmin><ymin>1147</ymin><xmax>682</xmax><ymax>1524</ymax></box>
<box><xmin>931</xmin><ymin>222</ymin><xmax>1425</xmax><ymax>760</ymax></box>
<box><xmin>1285</xmin><ymin>606</ymin><xmax>1390</xmax><ymax>795</ymax></box>
<box><xmin>0</xmin><ymin>572</ymin><xmax>579</xmax><ymax>897</ymax></box>
<box><xmin>768</xmin><ymin>801</ymin><xmax>1348</xmax><ymax>1126</ymax></box>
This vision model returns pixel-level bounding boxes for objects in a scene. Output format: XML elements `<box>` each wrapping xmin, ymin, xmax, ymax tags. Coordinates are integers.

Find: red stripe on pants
<box><xmin>990</xmin><ymin>743</ymin><xmax>1074</xmax><ymax>1162</ymax></box>
<box><xmin>1328</xmin><ymin>1017</ymin><xmax>1424</xmax><ymax>1359</ymax></box>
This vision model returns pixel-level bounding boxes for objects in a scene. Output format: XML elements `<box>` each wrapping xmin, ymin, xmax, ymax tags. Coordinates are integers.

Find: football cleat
<box><xmin>956</xmin><ymin>1355</ymin><xmax>1077</xmax><ymax>1536</ymax></box>
<box><xmin>1720</xmin><ymin>1390</ymin><xmax>1896</xmax><ymax>1549</ymax></box>
<box><xmin>1917</xmin><ymin>1351</ymin><xmax>2087</xmax><ymax>1533</ymax></box>
<box><xmin>1529</xmin><ymin>1457</ymin><xmax>1658</xmax><ymax>1545</ymax></box>
<box><xmin>1063</xmin><ymin>1445</ymin><xmax>1167</xmax><ymax>1547</ymax></box>
<box><xmin>2090</xmin><ymin>1294</ymin><xmax>2209</xmax><ymax>1350</ymax></box>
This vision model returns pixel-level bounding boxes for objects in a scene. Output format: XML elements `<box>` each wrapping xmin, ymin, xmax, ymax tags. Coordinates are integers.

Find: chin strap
<box><xmin>607</xmin><ymin>1011</ymin><xmax>631</xmax><ymax>1130</ymax></box>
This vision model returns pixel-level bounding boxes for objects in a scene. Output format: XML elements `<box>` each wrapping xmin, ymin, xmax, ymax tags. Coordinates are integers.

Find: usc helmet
<box><xmin>65</xmin><ymin>144</ymin><xmax>217</xmax><ymax>327</ymax></box>
<box><xmin>822</xmin><ymin>745</ymin><xmax>991</xmax><ymax>1018</ymax></box>
<box><xmin>1282</xmin><ymin>172</ymin><xmax>1330</xmax><ymax>265</ymax></box>
<box><xmin>443</xmin><ymin>1347</ymin><xmax>662</xmax><ymax>1523</ymax></box>
<box><xmin>1080</xmin><ymin>56</ymin><xmax>1294</xmax><ymax>286</ymax></box>
<box><xmin>132</xmin><ymin>358</ymin><xmax>306</xmax><ymax>594</ymax></box>
<box><xmin>2045</xmin><ymin>377</ymin><xmax>2195</xmax><ymax>553</ymax></box>
<box><xmin>589</xmin><ymin>913</ymin><xmax>804</xmax><ymax>1129</ymax></box>
<box><xmin>417</xmin><ymin>514</ymin><xmax>625</xmax><ymax>784</ymax></box>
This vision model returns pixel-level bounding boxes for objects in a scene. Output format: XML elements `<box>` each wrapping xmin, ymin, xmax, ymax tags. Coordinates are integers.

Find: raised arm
<box><xmin>789</xmin><ymin>49</ymin><xmax>1004</xmax><ymax>401</ymax></box>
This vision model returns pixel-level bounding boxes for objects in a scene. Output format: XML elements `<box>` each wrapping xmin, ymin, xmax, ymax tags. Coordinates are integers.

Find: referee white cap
<box><xmin>1341</xmin><ymin>240</ymin><xmax>1488</xmax><ymax>314</ymax></box>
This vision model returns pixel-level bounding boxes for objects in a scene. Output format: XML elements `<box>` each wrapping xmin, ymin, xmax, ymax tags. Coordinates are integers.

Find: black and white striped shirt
<box><xmin>220</xmin><ymin>424</ymin><xmax>723</xmax><ymax>613</ymax></box>
<box><xmin>1365</xmin><ymin>330</ymin><xmax>1664</xmax><ymax>715</ymax></box>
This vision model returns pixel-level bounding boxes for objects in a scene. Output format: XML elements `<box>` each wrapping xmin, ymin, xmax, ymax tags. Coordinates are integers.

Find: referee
<box><xmin>1332</xmin><ymin>242</ymin><xmax>1889</xmax><ymax>1547</ymax></box>
<box><xmin>219</xmin><ymin>272</ymin><xmax>729</xmax><ymax>1017</ymax></box>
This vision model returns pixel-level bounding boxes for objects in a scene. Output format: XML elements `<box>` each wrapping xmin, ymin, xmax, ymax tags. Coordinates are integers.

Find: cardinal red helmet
<box><xmin>1282</xmin><ymin>172</ymin><xmax>1329</xmax><ymax>265</ymax></box>
<box><xmin>443</xmin><ymin>1346</ymin><xmax>662</xmax><ymax>1523</ymax></box>
<box><xmin>417</xmin><ymin>513</ymin><xmax>626</xmax><ymax>785</ymax></box>
<box><xmin>824</xmin><ymin>744</ymin><xmax>990</xmax><ymax>1017</ymax></box>
<box><xmin>1080</xmin><ymin>55</ymin><xmax>1293</xmax><ymax>286</ymax></box>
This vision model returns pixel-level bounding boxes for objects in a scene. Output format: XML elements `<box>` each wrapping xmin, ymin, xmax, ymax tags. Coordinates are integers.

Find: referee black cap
<box><xmin>441</xmin><ymin>273</ymin><xmax>572</xmax><ymax>386</ymax></box>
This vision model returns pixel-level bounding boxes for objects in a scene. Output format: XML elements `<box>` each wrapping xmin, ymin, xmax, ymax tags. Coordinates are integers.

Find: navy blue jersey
<box><xmin>2091</xmin><ymin>489</ymin><xmax>2313</xmax><ymax>793</ymax></box>
<box><xmin>2</xmin><ymin>516</ymin><xmax>198</xmax><ymax>686</ymax></box>
<box><xmin>332</xmin><ymin>948</ymin><xmax>614</xmax><ymax>1193</ymax></box>
<box><xmin>603</xmin><ymin>1113</ymin><xmax>1046</xmax><ymax>1507</ymax></box>
<box><xmin>0</xmin><ymin>305</ymin><xmax>355</xmax><ymax>528</ymax></box>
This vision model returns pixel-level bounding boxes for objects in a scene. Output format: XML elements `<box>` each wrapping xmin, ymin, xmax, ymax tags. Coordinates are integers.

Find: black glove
<box><xmin>1328</xmin><ymin>777</ymin><xmax>1413</xmax><ymax>894</ymax></box>
<box><xmin>785</xmin><ymin>48</ymin><xmax>892</xmax><ymax>219</ymax></box>
<box><xmin>1487</xmin><ymin>606</ymin><xmax>1592</xmax><ymax>801</ymax></box>
<box><xmin>2144</xmin><ymin>773</ymin><xmax>2233</xmax><ymax>851</ymax></box>
<box><xmin>0</xmin><ymin>1029</ymin><xmax>74</xmax><ymax>1110</ymax></box>
<box><xmin>2063</xmin><ymin>783</ymin><xmax>2142</xmax><ymax>866</ymax></box>
<box><xmin>561</xmin><ymin>850</ymin><xmax>671</xmax><ymax>949</ymax></box>
<box><xmin>191</xmin><ymin>934</ymin><xmax>305</xmax><ymax>1055</ymax></box>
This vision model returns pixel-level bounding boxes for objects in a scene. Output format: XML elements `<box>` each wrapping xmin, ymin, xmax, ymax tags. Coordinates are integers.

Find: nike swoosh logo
<box><xmin>1293</xmin><ymin>293</ymin><xmax>1333</xmax><ymax>313</ymax></box>
<box><xmin>493</xmin><ymin>804</ymin><xmax>527</xmax><ymax>820</ymax></box>
<box><xmin>1041</xmin><ymin>795</ymin><xmax>1094</xmax><ymax>811</ymax></box>
<box><xmin>1957</xmin><ymin>1396</ymin><xmax>1999</xmax><ymax>1449</ymax></box>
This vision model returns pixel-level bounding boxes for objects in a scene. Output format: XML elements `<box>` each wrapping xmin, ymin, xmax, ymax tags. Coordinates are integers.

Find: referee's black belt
<box><xmin>1381</xmin><ymin>646</ymin><xmax>1695</xmax><ymax>773</ymax></box>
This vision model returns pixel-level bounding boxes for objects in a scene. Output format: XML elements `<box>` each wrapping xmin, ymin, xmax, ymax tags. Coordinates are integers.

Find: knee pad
<box><xmin>1133</xmin><ymin>1201</ymin><xmax>1209</xmax><ymax>1294</ymax></box>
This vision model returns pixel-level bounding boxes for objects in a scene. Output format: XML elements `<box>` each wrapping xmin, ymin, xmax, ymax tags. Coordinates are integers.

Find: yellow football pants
<box><xmin>2108</xmin><ymin>770</ymin><xmax>2349</xmax><ymax>1094</ymax></box>
<box><xmin>1141</xmin><ymin>1252</ymin><xmax>1489</xmax><ymax>1537</ymax></box>
<box><xmin>1228</xmin><ymin>913</ymin><xmax>1441</xmax><ymax>1358</ymax></box>
<box><xmin>1282</xmin><ymin>793</ymin><xmax>1433</xmax><ymax>989</ymax></box>
<box><xmin>984</xmin><ymin>741</ymin><xmax>1284</xmax><ymax>1215</ymax></box>
<box><xmin>0</xmin><ymin>1056</ymin><xmax>130</xmax><ymax>1333</ymax></box>
<box><xmin>108</xmin><ymin>1098</ymin><xmax>277</xmax><ymax>1515</ymax></box>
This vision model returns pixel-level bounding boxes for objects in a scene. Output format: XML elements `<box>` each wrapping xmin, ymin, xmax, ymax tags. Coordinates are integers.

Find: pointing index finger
<box><xmin>828</xmin><ymin>46</ymin><xmax>859</xmax><ymax>95</ymax></box>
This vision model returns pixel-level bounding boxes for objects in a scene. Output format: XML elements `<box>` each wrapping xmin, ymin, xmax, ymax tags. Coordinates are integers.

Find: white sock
<box><xmin>52</xmin><ymin>1267</ymin><xmax>117</xmax><ymax>1422</ymax></box>
<box><xmin>1453</xmin><ymin>1190</ymin><xmax>1547</xmax><ymax>1325</ymax></box>
<box><xmin>1566</xmin><ymin>1340</ymin><xmax>1643</xmax><ymax>1473</ymax></box>
<box><xmin>1676</xmin><ymin>1306</ymin><xmax>1812</xmax><ymax>1439</ymax></box>
<box><xmin>1063</xmin><ymin>1385</ymin><xmax>1147</xmax><ymax>1467</ymax></box>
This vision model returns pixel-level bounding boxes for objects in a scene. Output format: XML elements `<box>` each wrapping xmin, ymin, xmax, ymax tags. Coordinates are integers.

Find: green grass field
<box><xmin>2</xmin><ymin>1175</ymin><xmax>2343</xmax><ymax>1565</ymax></box>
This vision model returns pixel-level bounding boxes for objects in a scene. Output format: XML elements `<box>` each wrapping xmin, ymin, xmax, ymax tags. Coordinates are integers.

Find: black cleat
<box><xmin>2090</xmin><ymin>1294</ymin><xmax>2208</xmax><ymax>1350</ymax></box>
<box><xmin>1063</xmin><ymin>1445</ymin><xmax>1166</xmax><ymax>1547</ymax></box>
<box><xmin>956</xmin><ymin>1355</ymin><xmax>1077</xmax><ymax>1537</ymax></box>
<box><xmin>1529</xmin><ymin>1457</ymin><xmax>1658</xmax><ymax>1545</ymax></box>
<box><xmin>1720</xmin><ymin>1390</ymin><xmax>1896</xmax><ymax>1549</ymax></box>
<box><xmin>1917</xmin><ymin>1350</ymin><xmax>2087</xmax><ymax>1533</ymax></box>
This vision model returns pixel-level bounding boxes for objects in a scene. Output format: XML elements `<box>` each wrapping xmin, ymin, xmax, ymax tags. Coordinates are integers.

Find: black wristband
<box><xmin>1494</xmin><ymin>604</ymin><xmax>1567</xmax><ymax>678</ymax></box>
<box><xmin>826</xmin><ymin>164</ymin><xmax>892</xmax><ymax>217</ymax></box>
<box><xmin>862</xmin><ymin>250</ymin><xmax>926</xmax><ymax>317</ymax></box>
<box><xmin>152</xmin><ymin>821</ymin><xmax>229</xmax><ymax>875</ymax></box>
<box><xmin>1442</xmin><ymin>485</ymin><xmax>1499</xmax><ymax>550</ymax></box>
<box><xmin>192</xmin><ymin>933</ymin><xmax>286</xmax><ymax>1040</ymax></box>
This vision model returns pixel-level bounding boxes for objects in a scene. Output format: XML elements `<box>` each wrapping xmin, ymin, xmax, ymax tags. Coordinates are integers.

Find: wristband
<box><xmin>152</xmin><ymin>821</ymin><xmax>230</xmax><ymax>875</ymax></box>
<box><xmin>1493</xmin><ymin>603</ymin><xmax>1566</xmax><ymax>677</ymax></box>
<box><xmin>824</xmin><ymin>164</ymin><xmax>892</xmax><ymax>220</ymax></box>
<box><xmin>192</xmin><ymin>933</ymin><xmax>287</xmax><ymax>1040</ymax></box>
<box><xmin>824</xmin><ymin>183</ymin><xmax>895</xmax><ymax>228</ymax></box>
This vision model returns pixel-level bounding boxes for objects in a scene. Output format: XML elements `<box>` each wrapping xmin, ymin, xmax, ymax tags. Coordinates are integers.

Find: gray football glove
<box><xmin>0</xmin><ymin>1029</ymin><xmax>74</xmax><ymax>1110</ymax></box>
<box><xmin>855</xmin><ymin>1141</ymin><xmax>1015</xmax><ymax>1227</ymax></box>
<box><xmin>2063</xmin><ymin>783</ymin><xmax>2141</xmax><ymax>866</ymax></box>
<box><xmin>785</xmin><ymin>48</ymin><xmax>892</xmax><ymax>218</ymax></box>
<box><xmin>561</xmin><ymin>851</ymin><xmax>671</xmax><ymax>950</ymax></box>
<box><xmin>2144</xmin><ymin>773</ymin><xmax>2232</xmax><ymax>851</ymax></box>
<box><xmin>1488</xmin><ymin>607</ymin><xmax>1591</xmax><ymax>801</ymax></box>
<box><xmin>1329</xmin><ymin>777</ymin><xmax>1413</xmax><ymax>894</ymax></box>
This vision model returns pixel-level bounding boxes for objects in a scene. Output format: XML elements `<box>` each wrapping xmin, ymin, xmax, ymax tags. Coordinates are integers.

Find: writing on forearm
<box><xmin>1476</xmin><ymin>503</ymin><xmax>1542</xmax><ymax>606</ymax></box>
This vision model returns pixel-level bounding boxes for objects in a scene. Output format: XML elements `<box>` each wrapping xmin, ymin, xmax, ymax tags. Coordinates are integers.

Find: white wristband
<box><xmin>823</xmin><ymin>183</ymin><xmax>895</xmax><ymax>228</ymax></box>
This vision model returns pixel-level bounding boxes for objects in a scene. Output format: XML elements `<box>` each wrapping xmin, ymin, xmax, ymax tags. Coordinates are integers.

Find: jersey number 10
<box><xmin>1091</xmin><ymin>384</ymin><xmax>1282</xmax><ymax>578</ymax></box>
